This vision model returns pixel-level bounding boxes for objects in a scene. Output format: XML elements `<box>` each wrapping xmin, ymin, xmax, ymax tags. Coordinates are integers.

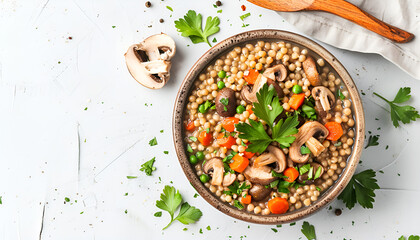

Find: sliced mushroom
<box><xmin>243</xmin><ymin>165</ymin><xmax>277</xmax><ymax>185</ymax></box>
<box><xmin>305</xmin><ymin>137</ymin><xmax>326</xmax><ymax>157</ymax></box>
<box><xmin>302</xmin><ymin>56</ymin><xmax>321</xmax><ymax>86</ymax></box>
<box><xmin>124</xmin><ymin>33</ymin><xmax>176</xmax><ymax>89</ymax></box>
<box><xmin>262</xmin><ymin>64</ymin><xmax>288</xmax><ymax>82</ymax></box>
<box><xmin>312</xmin><ymin>86</ymin><xmax>336</xmax><ymax>112</ymax></box>
<box><xmin>298</xmin><ymin>162</ymin><xmax>324</xmax><ymax>185</ymax></box>
<box><xmin>203</xmin><ymin>157</ymin><xmax>224</xmax><ymax>186</ymax></box>
<box><xmin>215</xmin><ymin>88</ymin><xmax>237</xmax><ymax>117</ymax></box>
<box><xmin>222</xmin><ymin>173</ymin><xmax>236</xmax><ymax>187</ymax></box>
<box><xmin>289</xmin><ymin>121</ymin><xmax>329</xmax><ymax>163</ymax></box>
<box><xmin>249</xmin><ymin>184</ymin><xmax>271</xmax><ymax>201</ymax></box>
<box><xmin>253</xmin><ymin>146</ymin><xmax>286</xmax><ymax>173</ymax></box>
<box><xmin>241</xmin><ymin>74</ymin><xmax>283</xmax><ymax>103</ymax></box>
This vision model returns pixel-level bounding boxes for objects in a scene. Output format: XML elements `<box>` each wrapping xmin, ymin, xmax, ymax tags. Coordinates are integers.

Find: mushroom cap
<box><xmin>302</xmin><ymin>56</ymin><xmax>321</xmax><ymax>86</ymax></box>
<box><xmin>241</xmin><ymin>74</ymin><xmax>267</xmax><ymax>103</ymax></box>
<box><xmin>222</xmin><ymin>173</ymin><xmax>236</xmax><ymax>187</ymax></box>
<box><xmin>124</xmin><ymin>33</ymin><xmax>176</xmax><ymax>89</ymax></box>
<box><xmin>263</xmin><ymin>64</ymin><xmax>288</xmax><ymax>82</ymax></box>
<box><xmin>312</xmin><ymin>86</ymin><xmax>336</xmax><ymax>112</ymax></box>
<box><xmin>253</xmin><ymin>145</ymin><xmax>286</xmax><ymax>173</ymax></box>
<box><xmin>215</xmin><ymin>88</ymin><xmax>237</xmax><ymax>117</ymax></box>
<box><xmin>203</xmin><ymin>157</ymin><xmax>225</xmax><ymax>186</ymax></box>
<box><xmin>289</xmin><ymin>121</ymin><xmax>329</xmax><ymax>163</ymax></box>
<box><xmin>249</xmin><ymin>184</ymin><xmax>272</xmax><ymax>201</ymax></box>
<box><xmin>243</xmin><ymin>165</ymin><xmax>277</xmax><ymax>185</ymax></box>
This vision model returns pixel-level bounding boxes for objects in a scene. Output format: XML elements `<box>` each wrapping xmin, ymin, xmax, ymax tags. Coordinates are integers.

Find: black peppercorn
<box><xmin>216</xmin><ymin>1</ymin><xmax>222</xmax><ymax>6</ymax></box>
<box><xmin>159</xmin><ymin>18</ymin><xmax>164</xmax><ymax>23</ymax></box>
<box><xmin>145</xmin><ymin>1</ymin><xmax>151</xmax><ymax>8</ymax></box>
<box><xmin>334</xmin><ymin>208</ymin><xmax>342</xmax><ymax>216</ymax></box>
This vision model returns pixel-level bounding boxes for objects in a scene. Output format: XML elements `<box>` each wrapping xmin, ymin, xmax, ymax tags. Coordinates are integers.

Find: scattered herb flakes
<box><xmin>193</xmin><ymin>193</ymin><xmax>199</xmax><ymax>198</ymax></box>
<box><xmin>124</xmin><ymin>192</ymin><xmax>128</xmax><ymax>196</ymax></box>
<box><xmin>140</xmin><ymin>157</ymin><xmax>157</xmax><ymax>176</ymax></box>
<box><xmin>399</xmin><ymin>235</ymin><xmax>420</xmax><ymax>240</ymax></box>
<box><xmin>352</xmin><ymin>221</ymin><xmax>355</xmax><ymax>226</ymax></box>
<box><xmin>187</xmin><ymin>144</ymin><xmax>193</xmax><ymax>153</ymax></box>
<box><xmin>233</xmin><ymin>200</ymin><xmax>244</xmax><ymax>209</ymax></box>
<box><xmin>175</xmin><ymin>10</ymin><xmax>220</xmax><ymax>47</ymax></box>
<box><xmin>398</xmin><ymin>173</ymin><xmax>401</xmax><ymax>176</ymax></box>
<box><xmin>378</xmin><ymin>170</ymin><xmax>384</xmax><ymax>174</ymax></box>
<box><xmin>217</xmin><ymin>9</ymin><xmax>222</xmax><ymax>13</ymax></box>
<box><xmin>149</xmin><ymin>137</ymin><xmax>158</xmax><ymax>146</ymax></box>
<box><xmin>156</xmin><ymin>185</ymin><xmax>202</xmax><ymax>230</ymax></box>
<box><xmin>0</xmin><ymin>196</ymin><xmax>2</xmax><ymax>204</ymax></box>
<box><xmin>80</xmin><ymin>211</ymin><xmax>84</xmax><ymax>214</ymax></box>
<box><xmin>164</xmin><ymin>151</ymin><xmax>169</xmax><ymax>154</ymax></box>
<box><xmin>206</xmin><ymin>225</ymin><xmax>211</xmax><ymax>231</ymax></box>
<box><xmin>189</xmin><ymin>136</ymin><xmax>198</xmax><ymax>142</ymax></box>
<box><xmin>290</xmin><ymin>222</ymin><xmax>296</xmax><ymax>226</ymax></box>
<box><xmin>183</xmin><ymin>228</ymin><xmax>188</xmax><ymax>231</ymax></box>
<box><xmin>224</xmin><ymin>181</ymin><xmax>250</xmax><ymax>196</ymax></box>
<box><xmin>199</xmin><ymin>228</ymin><xmax>203</xmax><ymax>234</ymax></box>
<box><xmin>64</xmin><ymin>197</ymin><xmax>70</xmax><ymax>202</ymax></box>
<box><xmin>374</xmin><ymin>87</ymin><xmax>420</xmax><ymax>127</ymax></box>
<box><xmin>125</xmin><ymin>209</ymin><xmax>128</xmax><ymax>214</ymax></box>
<box><xmin>126</xmin><ymin>176</ymin><xmax>138</xmax><ymax>179</ymax></box>
<box><xmin>386</xmin><ymin>145</ymin><xmax>389</xmax><ymax>150</ymax></box>
<box><xmin>338</xmin><ymin>169</ymin><xmax>380</xmax><ymax>209</ymax></box>
<box><xmin>337</xmin><ymin>89</ymin><xmax>346</xmax><ymax>100</ymax></box>
<box><xmin>212</xmin><ymin>37</ymin><xmax>217</xmax><ymax>43</ymax></box>
<box><xmin>259</xmin><ymin>14</ymin><xmax>262</xmax><ymax>17</ymax></box>
<box><xmin>166</xmin><ymin>6</ymin><xmax>173</xmax><ymax>11</ymax></box>
<box><xmin>242</xmin><ymin>23</ymin><xmax>249</xmax><ymax>28</ymax></box>
<box><xmin>271</xmin><ymin>228</ymin><xmax>278</xmax><ymax>233</ymax></box>
<box><xmin>365</xmin><ymin>135</ymin><xmax>379</xmax><ymax>149</ymax></box>
<box><xmin>84</xmin><ymin>107</ymin><xmax>88</xmax><ymax>111</ymax></box>
<box><xmin>154</xmin><ymin>211</ymin><xmax>162</xmax><ymax>217</ymax></box>
<box><xmin>240</xmin><ymin>12</ymin><xmax>251</xmax><ymax>21</ymax></box>
<box><xmin>160</xmin><ymin>129</ymin><xmax>164</xmax><ymax>133</ymax></box>
<box><xmin>301</xmin><ymin>221</ymin><xmax>316</xmax><ymax>240</ymax></box>
<box><xmin>112</xmin><ymin>26</ymin><xmax>116</xmax><ymax>28</ymax></box>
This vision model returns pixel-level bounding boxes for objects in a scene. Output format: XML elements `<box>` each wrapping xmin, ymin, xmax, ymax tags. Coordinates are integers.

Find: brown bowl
<box><xmin>172</xmin><ymin>30</ymin><xmax>365</xmax><ymax>224</ymax></box>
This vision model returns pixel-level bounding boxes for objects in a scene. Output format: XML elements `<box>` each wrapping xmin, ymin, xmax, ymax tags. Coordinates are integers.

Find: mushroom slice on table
<box><xmin>124</xmin><ymin>33</ymin><xmax>176</xmax><ymax>89</ymax></box>
<box><xmin>302</xmin><ymin>56</ymin><xmax>321</xmax><ymax>86</ymax></box>
<box><xmin>262</xmin><ymin>64</ymin><xmax>288</xmax><ymax>82</ymax></box>
<box><xmin>203</xmin><ymin>157</ymin><xmax>225</xmax><ymax>186</ymax></box>
<box><xmin>297</xmin><ymin>162</ymin><xmax>324</xmax><ymax>185</ymax></box>
<box><xmin>243</xmin><ymin>165</ymin><xmax>277</xmax><ymax>186</ymax></box>
<box><xmin>253</xmin><ymin>145</ymin><xmax>286</xmax><ymax>173</ymax></box>
<box><xmin>249</xmin><ymin>184</ymin><xmax>271</xmax><ymax>201</ymax></box>
<box><xmin>289</xmin><ymin>121</ymin><xmax>329</xmax><ymax>163</ymax></box>
<box><xmin>222</xmin><ymin>172</ymin><xmax>236</xmax><ymax>187</ymax></box>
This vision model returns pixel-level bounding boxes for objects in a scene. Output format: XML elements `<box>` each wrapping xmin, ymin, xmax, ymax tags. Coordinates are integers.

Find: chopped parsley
<box><xmin>64</xmin><ymin>197</ymin><xmax>70</xmax><ymax>202</ymax></box>
<box><xmin>164</xmin><ymin>151</ymin><xmax>169</xmax><ymax>154</ymax></box>
<box><xmin>166</xmin><ymin>6</ymin><xmax>173</xmax><ymax>11</ymax></box>
<box><xmin>126</xmin><ymin>176</ymin><xmax>137</xmax><ymax>179</ymax></box>
<box><xmin>301</xmin><ymin>145</ymin><xmax>311</xmax><ymax>154</ymax></box>
<box><xmin>301</xmin><ymin>221</ymin><xmax>316</xmax><ymax>240</ymax></box>
<box><xmin>189</xmin><ymin>136</ymin><xmax>198</xmax><ymax>142</ymax></box>
<box><xmin>140</xmin><ymin>157</ymin><xmax>157</xmax><ymax>176</ymax></box>
<box><xmin>239</xmin><ymin>12</ymin><xmax>251</xmax><ymax>21</ymax></box>
<box><xmin>154</xmin><ymin>211</ymin><xmax>162</xmax><ymax>217</ymax></box>
<box><xmin>399</xmin><ymin>235</ymin><xmax>420</xmax><ymax>240</ymax></box>
<box><xmin>220</xmin><ymin>98</ymin><xmax>229</xmax><ymax>111</ymax></box>
<box><xmin>224</xmin><ymin>181</ymin><xmax>250</xmax><ymax>196</ymax></box>
<box><xmin>233</xmin><ymin>200</ymin><xmax>244</xmax><ymax>209</ymax></box>
<box><xmin>365</xmin><ymin>135</ymin><xmax>379</xmax><ymax>149</ymax></box>
<box><xmin>187</xmin><ymin>144</ymin><xmax>193</xmax><ymax>153</ymax></box>
<box><xmin>271</xmin><ymin>228</ymin><xmax>278</xmax><ymax>233</ymax></box>
<box><xmin>149</xmin><ymin>137</ymin><xmax>158</xmax><ymax>146</ymax></box>
<box><xmin>337</xmin><ymin>89</ymin><xmax>346</xmax><ymax>100</ymax></box>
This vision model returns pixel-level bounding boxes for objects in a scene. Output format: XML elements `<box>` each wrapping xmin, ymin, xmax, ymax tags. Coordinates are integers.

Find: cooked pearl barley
<box><xmin>254</xmin><ymin>206</ymin><xmax>262</xmax><ymax>214</ymax></box>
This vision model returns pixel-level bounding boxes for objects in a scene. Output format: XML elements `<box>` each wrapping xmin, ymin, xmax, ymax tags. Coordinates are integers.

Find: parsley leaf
<box><xmin>253</xmin><ymin>84</ymin><xmax>283</xmax><ymax>127</ymax></box>
<box><xmin>174</xmin><ymin>10</ymin><xmax>220</xmax><ymax>47</ymax></box>
<box><xmin>374</xmin><ymin>87</ymin><xmax>420</xmax><ymax>127</ymax></box>
<box><xmin>338</xmin><ymin>169</ymin><xmax>380</xmax><ymax>209</ymax></box>
<box><xmin>365</xmin><ymin>135</ymin><xmax>379</xmax><ymax>149</ymax></box>
<box><xmin>301</xmin><ymin>145</ymin><xmax>311</xmax><ymax>154</ymax></box>
<box><xmin>337</xmin><ymin>89</ymin><xmax>345</xmax><ymax>100</ymax></box>
<box><xmin>233</xmin><ymin>200</ymin><xmax>244</xmax><ymax>209</ymax></box>
<box><xmin>271</xmin><ymin>114</ymin><xmax>299</xmax><ymax>148</ymax></box>
<box><xmin>156</xmin><ymin>185</ymin><xmax>202</xmax><ymax>230</ymax></box>
<box><xmin>239</xmin><ymin>12</ymin><xmax>251</xmax><ymax>21</ymax></box>
<box><xmin>399</xmin><ymin>236</ymin><xmax>420</xmax><ymax>240</ymax></box>
<box><xmin>154</xmin><ymin>211</ymin><xmax>162</xmax><ymax>217</ymax></box>
<box><xmin>236</xmin><ymin>119</ymin><xmax>272</xmax><ymax>153</ymax></box>
<box><xmin>301</xmin><ymin>221</ymin><xmax>316</xmax><ymax>240</ymax></box>
<box><xmin>149</xmin><ymin>137</ymin><xmax>158</xmax><ymax>146</ymax></box>
<box><xmin>140</xmin><ymin>157</ymin><xmax>156</xmax><ymax>176</ymax></box>
<box><xmin>224</xmin><ymin>181</ymin><xmax>250</xmax><ymax>196</ymax></box>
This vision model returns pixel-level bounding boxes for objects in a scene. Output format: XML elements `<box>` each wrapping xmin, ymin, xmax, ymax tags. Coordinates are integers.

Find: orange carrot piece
<box><xmin>186</xmin><ymin>121</ymin><xmax>195</xmax><ymax>131</ymax></box>
<box><xmin>241</xmin><ymin>194</ymin><xmax>252</xmax><ymax>205</ymax></box>
<box><xmin>288</xmin><ymin>93</ymin><xmax>305</xmax><ymax>110</ymax></box>
<box><xmin>324</xmin><ymin>121</ymin><xmax>344</xmax><ymax>141</ymax></box>
<box><xmin>198</xmin><ymin>131</ymin><xmax>212</xmax><ymax>146</ymax></box>
<box><xmin>268</xmin><ymin>197</ymin><xmax>289</xmax><ymax>214</ymax></box>
<box><xmin>216</xmin><ymin>133</ymin><xmax>236</xmax><ymax>149</ymax></box>
<box><xmin>244</xmin><ymin>69</ymin><xmax>259</xmax><ymax>85</ymax></box>
<box><xmin>283</xmin><ymin>167</ymin><xmax>299</xmax><ymax>183</ymax></box>
<box><xmin>242</xmin><ymin>151</ymin><xmax>255</xmax><ymax>159</ymax></box>
<box><xmin>222</xmin><ymin>117</ymin><xmax>239</xmax><ymax>132</ymax></box>
<box><xmin>229</xmin><ymin>154</ymin><xmax>249</xmax><ymax>173</ymax></box>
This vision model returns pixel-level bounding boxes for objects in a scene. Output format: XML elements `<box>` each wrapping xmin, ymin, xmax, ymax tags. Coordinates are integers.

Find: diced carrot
<box><xmin>186</xmin><ymin>121</ymin><xmax>195</xmax><ymax>131</ymax></box>
<box><xmin>244</xmin><ymin>69</ymin><xmax>259</xmax><ymax>85</ymax></box>
<box><xmin>222</xmin><ymin>117</ymin><xmax>239</xmax><ymax>132</ymax></box>
<box><xmin>216</xmin><ymin>133</ymin><xmax>236</xmax><ymax>149</ymax></box>
<box><xmin>229</xmin><ymin>154</ymin><xmax>249</xmax><ymax>173</ymax></box>
<box><xmin>268</xmin><ymin>197</ymin><xmax>289</xmax><ymax>214</ymax></box>
<box><xmin>241</xmin><ymin>194</ymin><xmax>252</xmax><ymax>204</ymax></box>
<box><xmin>246</xmin><ymin>104</ymin><xmax>254</xmax><ymax>114</ymax></box>
<box><xmin>242</xmin><ymin>151</ymin><xmax>255</xmax><ymax>159</ymax></box>
<box><xmin>198</xmin><ymin>131</ymin><xmax>212</xmax><ymax>146</ymax></box>
<box><xmin>288</xmin><ymin>93</ymin><xmax>305</xmax><ymax>110</ymax></box>
<box><xmin>324</xmin><ymin>121</ymin><xmax>344</xmax><ymax>141</ymax></box>
<box><xmin>283</xmin><ymin>167</ymin><xmax>299</xmax><ymax>183</ymax></box>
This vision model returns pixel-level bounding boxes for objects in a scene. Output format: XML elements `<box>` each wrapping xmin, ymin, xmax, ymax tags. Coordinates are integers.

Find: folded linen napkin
<box><xmin>278</xmin><ymin>0</ymin><xmax>420</xmax><ymax>80</ymax></box>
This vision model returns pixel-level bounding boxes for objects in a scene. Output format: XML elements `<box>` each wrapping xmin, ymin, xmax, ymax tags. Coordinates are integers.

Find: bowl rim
<box><xmin>172</xmin><ymin>29</ymin><xmax>365</xmax><ymax>224</ymax></box>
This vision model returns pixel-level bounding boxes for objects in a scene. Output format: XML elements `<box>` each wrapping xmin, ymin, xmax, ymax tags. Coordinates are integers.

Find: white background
<box><xmin>0</xmin><ymin>0</ymin><xmax>419</xmax><ymax>239</ymax></box>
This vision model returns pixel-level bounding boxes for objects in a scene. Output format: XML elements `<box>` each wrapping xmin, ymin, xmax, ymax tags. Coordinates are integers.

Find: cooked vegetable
<box><xmin>229</xmin><ymin>154</ymin><xmax>249</xmax><ymax>173</ymax></box>
<box><xmin>218</xmin><ymin>70</ymin><xmax>226</xmax><ymax>79</ymax></box>
<box><xmin>236</xmin><ymin>105</ymin><xmax>246</xmax><ymax>114</ymax></box>
<box><xmin>200</xmin><ymin>174</ymin><xmax>210</xmax><ymax>183</ymax></box>
<box><xmin>140</xmin><ymin>157</ymin><xmax>157</xmax><ymax>176</ymax></box>
<box><xmin>373</xmin><ymin>87</ymin><xmax>420</xmax><ymax>127</ymax></box>
<box><xmin>174</xmin><ymin>10</ymin><xmax>220</xmax><ymax>47</ymax></box>
<box><xmin>292</xmin><ymin>84</ymin><xmax>303</xmax><ymax>94</ymax></box>
<box><xmin>196</xmin><ymin>151</ymin><xmax>205</xmax><ymax>160</ymax></box>
<box><xmin>324</xmin><ymin>121</ymin><xmax>343</xmax><ymax>141</ymax></box>
<box><xmin>241</xmin><ymin>194</ymin><xmax>252</xmax><ymax>204</ymax></box>
<box><xmin>267</xmin><ymin>197</ymin><xmax>289</xmax><ymax>214</ymax></box>
<box><xmin>189</xmin><ymin>155</ymin><xmax>198</xmax><ymax>164</ymax></box>
<box><xmin>186</xmin><ymin>121</ymin><xmax>195</xmax><ymax>131</ymax></box>
<box><xmin>216</xmin><ymin>133</ymin><xmax>236</xmax><ymax>149</ymax></box>
<box><xmin>244</xmin><ymin>69</ymin><xmax>260</xmax><ymax>84</ymax></box>
<box><xmin>217</xmin><ymin>81</ymin><xmax>225</xmax><ymax>89</ymax></box>
<box><xmin>301</xmin><ymin>221</ymin><xmax>316</xmax><ymax>240</ymax></box>
<box><xmin>283</xmin><ymin>167</ymin><xmax>299</xmax><ymax>183</ymax></box>
<box><xmin>222</xmin><ymin>117</ymin><xmax>239</xmax><ymax>132</ymax></box>
<box><xmin>289</xmin><ymin>93</ymin><xmax>305</xmax><ymax>110</ymax></box>
<box><xmin>198</xmin><ymin>131</ymin><xmax>212</xmax><ymax>146</ymax></box>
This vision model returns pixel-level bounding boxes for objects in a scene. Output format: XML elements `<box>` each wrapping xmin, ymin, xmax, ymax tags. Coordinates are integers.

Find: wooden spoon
<box><xmin>247</xmin><ymin>0</ymin><xmax>414</xmax><ymax>43</ymax></box>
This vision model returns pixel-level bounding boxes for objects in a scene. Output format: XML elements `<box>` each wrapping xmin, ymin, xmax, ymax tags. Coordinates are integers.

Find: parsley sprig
<box><xmin>373</xmin><ymin>87</ymin><xmax>420</xmax><ymax>127</ymax></box>
<box><xmin>140</xmin><ymin>157</ymin><xmax>156</xmax><ymax>176</ymax></box>
<box><xmin>338</xmin><ymin>169</ymin><xmax>380</xmax><ymax>209</ymax></box>
<box><xmin>175</xmin><ymin>10</ymin><xmax>220</xmax><ymax>47</ymax></box>
<box><xmin>365</xmin><ymin>135</ymin><xmax>379</xmax><ymax>149</ymax></box>
<box><xmin>301</xmin><ymin>221</ymin><xmax>316</xmax><ymax>240</ymax></box>
<box><xmin>235</xmin><ymin>84</ymin><xmax>299</xmax><ymax>153</ymax></box>
<box><xmin>156</xmin><ymin>185</ymin><xmax>202</xmax><ymax>230</ymax></box>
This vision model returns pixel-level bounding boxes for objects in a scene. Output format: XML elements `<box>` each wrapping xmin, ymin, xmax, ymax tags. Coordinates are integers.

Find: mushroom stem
<box><xmin>305</xmin><ymin>137</ymin><xmax>326</xmax><ymax>157</ymax></box>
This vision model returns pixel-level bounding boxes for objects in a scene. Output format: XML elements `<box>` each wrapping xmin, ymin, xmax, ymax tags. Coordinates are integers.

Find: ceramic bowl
<box><xmin>172</xmin><ymin>30</ymin><xmax>364</xmax><ymax>224</ymax></box>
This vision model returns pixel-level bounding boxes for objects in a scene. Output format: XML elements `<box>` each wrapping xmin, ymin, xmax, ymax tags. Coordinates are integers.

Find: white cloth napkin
<box><xmin>277</xmin><ymin>0</ymin><xmax>420</xmax><ymax>80</ymax></box>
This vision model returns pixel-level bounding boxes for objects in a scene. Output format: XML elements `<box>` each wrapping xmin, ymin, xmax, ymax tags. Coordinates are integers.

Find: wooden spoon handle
<box><xmin>308</xmin><ymin>0</ymin><xmax>414</xmax><ymax>43</ymax></box>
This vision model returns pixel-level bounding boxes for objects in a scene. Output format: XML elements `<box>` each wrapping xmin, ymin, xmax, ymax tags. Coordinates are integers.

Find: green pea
<box><xmin>292</xmin><ymin>84</ymin><xmax>303</xmax><ymax>94</ymax></box>
<box><xmin>200</xmin><ymin>174</ymin><xmax>210</xmax><ymax>183</ymax></box>
<box><xmin>217</xmin><ymin>81</ymin><xmax>225</xmax><ymax>89</ymax></box>
<box><xmin>189</xmin><ymin>155</ymin><xmax>198</xmax><ymax>164</ymax></box>
<box><xmin>218</xmin><ymin>70</ymin><xmax>226</xmax><ymax>79</ymax></box>
<box><xmin>198</xmin><ymin>104</ymin><xmax>207</xmax><ymax>114</ymax></box>
<box><xmin>196</xmin><ymin>151</ymin><xmax>205</xmax><ymax>160</ymax></box>
<box><xmin>236</xmin><ymin>105</ymin><xmax>246</xmax><ymax>114</ymax></box>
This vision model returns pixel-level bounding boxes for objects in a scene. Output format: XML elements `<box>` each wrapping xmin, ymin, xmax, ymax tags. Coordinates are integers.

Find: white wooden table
<box><xmin>0</xmin><ymin>0</ymin><xmax>419</xmax><ymax>239</ymax></box>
